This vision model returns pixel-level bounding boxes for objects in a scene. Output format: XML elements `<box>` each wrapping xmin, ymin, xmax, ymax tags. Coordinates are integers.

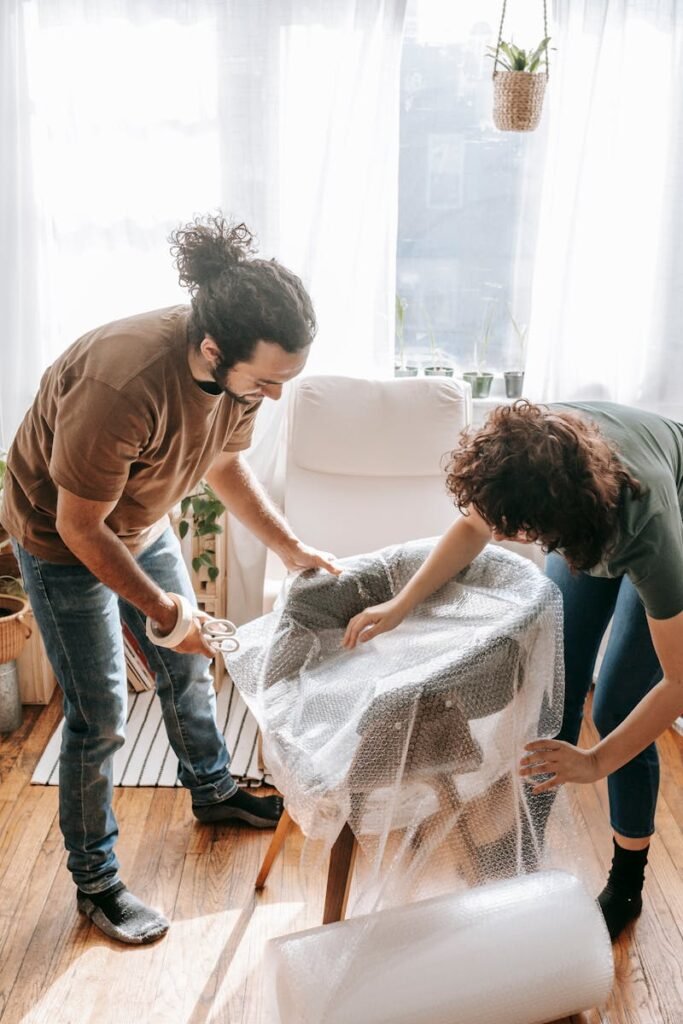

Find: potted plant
<box><xmin>504</xmin><ymin>307</ymin><xmax>528</xmax><ymax>399</ymax></box>
<box><xmin>423</xmin><ymin>307</ymin><xmax>454</xmax><ymax>377</ymax></box>
<box><xmin>394</xmin><ymin>295</ymin><xmax>418</xmax><ymax>378</ymax></box>
<box><xmin>486</xmin><ymin>33</ymin><xmax>551</xmax><ymax>132</ymax></box>
<box><xmin>0</xmin><ymin>571</ymin><xmax>30</xmax><ymax>733</ymax></box>
<box><xmin>463</xmin><ymin>301</ymin><xmax>496</xmax><ymax>398</ymax></box>
<box><xmin>178</xmin><ymin>481</ymin><xmax>226</xmax><ymax>586</ymax></box>
<box><xmin>0</xmin><ymin>450</ymin><xmax>10</xmax><ymax>572</ymax></box>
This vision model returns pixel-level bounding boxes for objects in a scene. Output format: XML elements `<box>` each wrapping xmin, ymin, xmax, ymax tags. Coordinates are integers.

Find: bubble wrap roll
<box><xmin>265</xmin><ymin>871</ymin><xmax>614</xmax><ymax>1024</ymax></box>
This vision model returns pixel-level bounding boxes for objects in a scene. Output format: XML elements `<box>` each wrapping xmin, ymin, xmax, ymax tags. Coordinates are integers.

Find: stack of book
<box><xmin>123</xmin><ymin>624</ymin><xmax>156</xmax><ymax>692</ymax></box>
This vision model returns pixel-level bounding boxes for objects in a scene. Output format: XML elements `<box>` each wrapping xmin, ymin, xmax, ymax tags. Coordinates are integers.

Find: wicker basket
<box><xmin>493</xmin><ymin>70</ymin><xmax>547</xmax><ymax>132</ymax></box>
<box><xmin>0</xmin><ymin>594</ymin><xmax>32</xmax><ymax>663</ymax></box>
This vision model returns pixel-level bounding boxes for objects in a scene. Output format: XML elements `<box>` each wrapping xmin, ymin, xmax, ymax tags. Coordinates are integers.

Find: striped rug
<box><xmin>31</xmin><ymin>680</ymin><xmax>265</xmax><ymax>788</ymax></box>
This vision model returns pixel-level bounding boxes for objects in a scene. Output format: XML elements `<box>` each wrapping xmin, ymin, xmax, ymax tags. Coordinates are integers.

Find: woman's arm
<box><xmin>522</xmin><ymin>609</ymin><xmax>683</xmax><ymax>791</ymax></box>
<box><xmin>343</xmin><ymin>509</ymin><xmax>492</xmax><ymax>649</ymax></box>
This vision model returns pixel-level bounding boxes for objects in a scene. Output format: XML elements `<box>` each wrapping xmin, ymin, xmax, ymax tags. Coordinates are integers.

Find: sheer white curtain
<box><xmin>526</xmin><ymin>0</ymin><xmax>683</xmax><ymax>419</ymax></box>
<box><xmin>0</xmin><ymin>0</ymin><xmax>406</xmax><ymax>621</ymax></box>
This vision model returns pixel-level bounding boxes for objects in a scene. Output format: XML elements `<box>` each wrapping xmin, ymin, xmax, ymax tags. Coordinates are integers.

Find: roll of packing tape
<box><xmin>266</xmin><ymin>870</ymin><xmax>614</xmax><ymax>1024</ymax></box>
<box><xmin>145</xmin><ymin>592</ymin><xmax>194</xmax><ymax>649</ymax></box>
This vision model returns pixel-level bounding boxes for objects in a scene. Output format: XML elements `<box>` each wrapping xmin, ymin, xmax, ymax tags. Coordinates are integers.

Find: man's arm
<box><xmin>56</xmin><ymin>488</ymin><xmax>214</xmax><ymax>656</ymax></box>
<box><xmin>205</xmin><ymin>452</ymin><xmax>340</xmax><ymax>574</ymax></box>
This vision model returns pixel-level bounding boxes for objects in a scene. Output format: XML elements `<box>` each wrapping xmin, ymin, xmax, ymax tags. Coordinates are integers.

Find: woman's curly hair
<box><xmin>169</xmin><ymin>213</ymin><xmax>316</xmax><ymax>366</ymax></box>
<box><xmin>445</xmin><ymin>401</ymin><xmax>642</xmax><ymax>571</ymax></box>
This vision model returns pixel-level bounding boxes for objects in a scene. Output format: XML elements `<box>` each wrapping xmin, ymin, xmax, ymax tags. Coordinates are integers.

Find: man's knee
<box><xmin>62</xmin><ymin>707</ymin><xmax>126</xmax><ymax>759</ymax></box>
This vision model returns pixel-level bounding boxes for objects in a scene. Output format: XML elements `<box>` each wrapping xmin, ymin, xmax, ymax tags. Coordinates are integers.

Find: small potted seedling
<box><xmin>394</xmin><ymin>295</ymin><xmax>418</xmax><ymax>377</ymax></box>
<box><xmin>423</xmin><ymin>307</ymin><xmax>454</xmax><ymax>377</ymax></box>
<box><xmin>504</xmin><ymin>307</ymin><xmax>528</xmax><ymax>398</ymax></box>
<box><xmin>463</xmin><ymin>301</ymin><xmax>496</xmax><ymax>398</ymax></box>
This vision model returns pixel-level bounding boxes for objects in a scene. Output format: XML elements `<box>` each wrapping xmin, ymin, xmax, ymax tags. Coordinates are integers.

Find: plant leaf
<box><xmin>208</xmin><ymin>567</ymin><xmax>219</xmax><ymax>582</ymax></box>
<box><xmin>178</xmin><ymin>520</ymin><xmax>189</xmax><ymax>539</ymax></box>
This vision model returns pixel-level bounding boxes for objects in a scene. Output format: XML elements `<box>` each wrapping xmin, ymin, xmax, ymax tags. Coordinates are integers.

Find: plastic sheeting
<box><xmin>226</xmin><ymin>541</ymin><xmax>568</xmax><ymax>905</ymax></box>
<box><xmin>266</xmin><ymin>870</ymin><xmax>614</xmax><ymax>1024</ymax></box>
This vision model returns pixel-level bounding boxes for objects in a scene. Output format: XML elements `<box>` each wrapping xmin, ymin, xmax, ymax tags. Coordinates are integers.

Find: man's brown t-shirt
<box><xmin>1</xmin><ymin>305</ymin><xmax>261</xmax><ymax>563</ymax></box>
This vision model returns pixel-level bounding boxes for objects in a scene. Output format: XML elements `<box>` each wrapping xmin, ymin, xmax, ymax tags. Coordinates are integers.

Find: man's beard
<box><xmin>211</xmin><ymin>362</ymin><xmax>256</xmax><ymax>405</ymax></box>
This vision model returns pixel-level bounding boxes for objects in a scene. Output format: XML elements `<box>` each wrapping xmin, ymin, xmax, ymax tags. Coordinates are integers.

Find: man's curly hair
<box><xmin>445</xmin><ymin>401</ymin><xmax>642</xmax><ymax>571</ymax></box>
<box><xmin>169</xmin><ymin>213</ymin><xmax>316</xmax><ymax>368</ymax></box>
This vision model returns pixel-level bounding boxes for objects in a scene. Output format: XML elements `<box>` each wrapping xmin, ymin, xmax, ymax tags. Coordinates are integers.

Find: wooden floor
<box><xmin>1</xmin><ymin>693</ymin><xmax>682</xmax><ymax>1024</ymax></box>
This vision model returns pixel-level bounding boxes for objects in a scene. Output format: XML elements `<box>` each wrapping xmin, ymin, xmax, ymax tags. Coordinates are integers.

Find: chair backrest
<box><xmin>284</xmin><ymin>375</ymin><xmax>471</xmax><ymax>558</ymax></box>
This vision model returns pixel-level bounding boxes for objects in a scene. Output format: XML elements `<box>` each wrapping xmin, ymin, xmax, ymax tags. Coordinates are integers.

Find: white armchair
<box><xmin>282</xmin><ymin>374</ymin><xmax>472</xmax><ymax>558</ymax></box>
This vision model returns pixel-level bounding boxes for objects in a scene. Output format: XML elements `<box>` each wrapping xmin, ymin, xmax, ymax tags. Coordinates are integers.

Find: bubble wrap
<box><xmin>226</xmin><ymin>540</ymin><xmax>567</xmax><ymax>906</ymax></box>
<box><xmin>266</xmin><ymin>871</ymin><xmax>614</xmax><ymax>1024</ymax></box>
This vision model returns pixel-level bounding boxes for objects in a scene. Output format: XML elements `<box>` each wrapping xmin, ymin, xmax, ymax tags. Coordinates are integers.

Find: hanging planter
<box><xmin>488</xmin><ymin>1</ymin><xmax>551</xmax><ymax>133</ymax></box>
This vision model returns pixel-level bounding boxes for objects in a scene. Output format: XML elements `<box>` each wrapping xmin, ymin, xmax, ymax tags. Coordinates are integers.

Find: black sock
<box><xmin>193</xmin><ymin>787</ymin><xmax>283</xmax><ymax>828</ymax></box>
<box><xmin>597</xmin><ymin>839</ymin><xmax>649</xmax><ymax>941</ymax></box>
<box><xmin>77</xmin><ymin>881</ymin><xmax>170</xmax><ymax>945</ymax></box>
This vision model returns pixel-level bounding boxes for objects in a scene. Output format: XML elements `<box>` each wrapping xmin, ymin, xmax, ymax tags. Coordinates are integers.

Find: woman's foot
<box><xmin>597</xmin><ymin>885</ymin><xmax>643</xmax><ymax>940</ymax></box>
<box><xmin>597</xmin><ymin>838</ymin><xmax>648</xmax><ymax>941</ymax></box>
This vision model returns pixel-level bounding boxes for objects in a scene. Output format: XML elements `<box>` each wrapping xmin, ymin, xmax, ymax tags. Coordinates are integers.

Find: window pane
<box><xmin>396</xmin><ymin>0</ymin><xmax>550</xmax><ymax>375</ymax></box>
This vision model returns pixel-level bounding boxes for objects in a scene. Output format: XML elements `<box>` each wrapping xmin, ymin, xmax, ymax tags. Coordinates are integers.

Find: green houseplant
<box><xmin>504</xmin><ymin>306</ymin><xmax>528</xmax><ymax>398</ymax></box>
<box><xmin>423</xmin><ymin>307</ymin><xmax>454</xmax><ymax>377</ymax></box>
<box><xmin>394</xmin><ymin>295</ymin><xmax>418</xmax><ymax>378</ymax></box>
<box><xmin>178</xmin><ymin>481</ymin><xmax>226</xmax><ymax>583</ymax></box>
<box><xmin>463</xmin><ymin>301</ymin><xmax>496</xmax><ymax>398</ymax></box>
<box><xmin>487</xmin><ymin>29</ymin><xmax>552</xmax><ymax>132</ymax></box>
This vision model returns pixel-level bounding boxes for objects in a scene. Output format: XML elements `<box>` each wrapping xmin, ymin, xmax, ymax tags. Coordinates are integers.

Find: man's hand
<box><xmin>343</xmin><ymin>598</ymin><xmax>407</xmax><ymax>650</ymax></box>
<box><xmin>149</xmin><ymin>606</ymin><xmax>216</xmax><ymax>659</ymax></box>
<box><xmin>278</xmin><ymin>540</ymin><xmax>341</xmax><ymax>576</ymax></box>
<box><xmin>519</xmin><ymin>739</ymin><xmax>602</xmax><ymax>793</ymax></box>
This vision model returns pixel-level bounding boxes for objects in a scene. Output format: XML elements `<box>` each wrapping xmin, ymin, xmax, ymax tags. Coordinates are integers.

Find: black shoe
<box><xmin>193</xmin><ymin>788</ymin><xmax>283</xmax><ymax>828</ymax></box>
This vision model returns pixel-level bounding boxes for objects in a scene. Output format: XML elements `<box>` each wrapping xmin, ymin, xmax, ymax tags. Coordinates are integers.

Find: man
<box><xmin>0</xmin><ymin>214</ymin><xmax>339</xmax><ymax>945</ymax></box>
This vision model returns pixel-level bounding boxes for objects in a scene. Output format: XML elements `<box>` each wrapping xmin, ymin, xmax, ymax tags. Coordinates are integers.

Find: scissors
<box><xmin>200</xmin><ymin>617</ymin><xmax>240</xmax><ymax>654</ymax></box>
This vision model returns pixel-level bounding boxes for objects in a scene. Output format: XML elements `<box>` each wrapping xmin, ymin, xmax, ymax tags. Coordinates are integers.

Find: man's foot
<box><xmin>193</xmin><ymin>788</ymin><xmax>283</xmax><ymax>828</ymax></box>
<box><xmin>77</xmin><ymin>882</ymin><xmax>169</xmax><ymax>945</ymax></box>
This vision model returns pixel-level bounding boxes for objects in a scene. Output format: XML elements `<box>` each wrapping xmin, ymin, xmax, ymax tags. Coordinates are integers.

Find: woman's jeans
<box><xmin>546</xmin><ymin>552</ymin><xmax>662</xmax><ymax>839</ymax></box>
<box><xmin>14</xmin><ymin>528</ymin><xmax>238</xmax><ymax>893</ymax></box>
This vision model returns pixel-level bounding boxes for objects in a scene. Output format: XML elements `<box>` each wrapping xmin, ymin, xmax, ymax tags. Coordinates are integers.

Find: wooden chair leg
<box><xmin>255</xmin><ymin>809</ymin><xmax>293</xmax><ymax>890</ymax></box>
<box><xmin>323</xmin><ymin>822</ymin><xmax>358</xmax><ymax>924</ymax></box>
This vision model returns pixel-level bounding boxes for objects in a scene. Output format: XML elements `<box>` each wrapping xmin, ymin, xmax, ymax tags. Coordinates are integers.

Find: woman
<box><xmin>343</xmin><ymin>400</ymin><xmax>683</xmax><ymax>941</ymax></box>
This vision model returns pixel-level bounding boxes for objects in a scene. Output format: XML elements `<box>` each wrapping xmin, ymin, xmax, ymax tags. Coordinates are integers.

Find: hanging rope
<box><xmin>492</xmin><ymin>0</ymin><xmax>549</xmax><ymax>79</ymax></box>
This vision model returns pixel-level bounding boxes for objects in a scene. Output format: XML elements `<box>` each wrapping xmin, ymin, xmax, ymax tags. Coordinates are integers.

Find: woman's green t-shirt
<box><xmin>552</xmin><ymin>401</ymin><xmax>683</xmax><ymax>620</ymax></box>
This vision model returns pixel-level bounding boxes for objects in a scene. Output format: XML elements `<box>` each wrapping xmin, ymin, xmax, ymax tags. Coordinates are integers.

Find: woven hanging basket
<box><xmin>493</xmin><ymin>70</ymin><xmax>547</xmax><ymax>132</ymax></box>
<box><xmin>0</xmin><ymin>594</ymin><xmax>31</xmax><ymax>663</ymax></box>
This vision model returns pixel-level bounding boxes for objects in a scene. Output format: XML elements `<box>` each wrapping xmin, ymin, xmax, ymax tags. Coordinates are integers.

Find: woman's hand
<box><xmin>342</xmin><ymin>599</ymin><xmax>407</xmax><ymax>650</ymax></box>
<box><xmin>519</xmin><ymin>739</ymin><xmax>603</xmax><ymax>793</ymax></box>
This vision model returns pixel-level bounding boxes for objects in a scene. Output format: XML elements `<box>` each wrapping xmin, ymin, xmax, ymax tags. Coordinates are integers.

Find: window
<box><xmin>396</xmin><ymin>0</ymin><xmax>549</xmax><ymax>374</ymax></box>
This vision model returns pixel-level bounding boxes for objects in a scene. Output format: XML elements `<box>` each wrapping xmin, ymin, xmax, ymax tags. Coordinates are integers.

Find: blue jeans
<box><xmin>546</xmin><ymin>552</ymin><xmax>662</xmax><ymax>839</ymax></box>
<box><xmin>14</xmin><ymin>528</ymin><xmax>238</xmax><ymax>893</ymax></box>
